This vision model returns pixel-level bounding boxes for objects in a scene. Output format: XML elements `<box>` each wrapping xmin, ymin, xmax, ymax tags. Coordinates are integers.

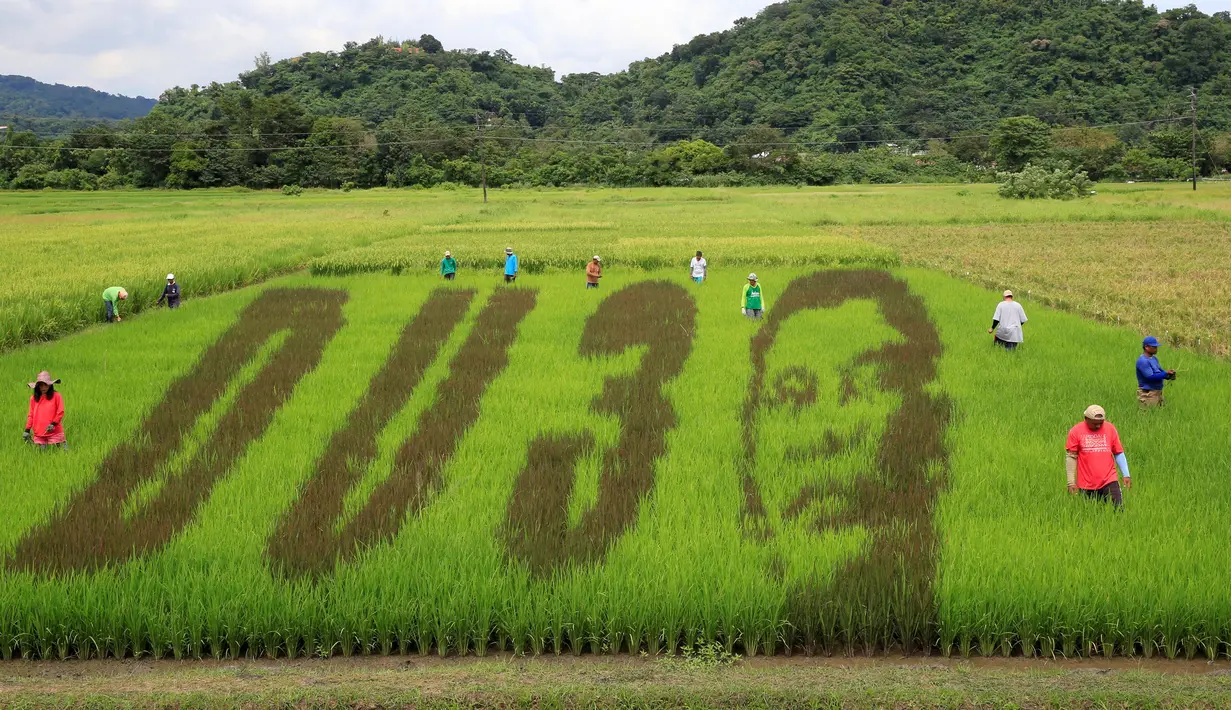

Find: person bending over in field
<box><xmin>742</xmin><ymin>273</ymin><xmax>765</xmax><ymax>320</ymax></box>
<box><xmin>441</xmin><ymin>251</ymin><xmax>457</xmax><ymax>281</ymax></box>
<box><xmin>689</xmin><ymin>250</ymin><xmax>707</xmax><ymax>284</ymax></box>
<box><xmin>504</xmin><ymin>247</ymin><xmax>519</xmax><ymax>283</ymax></box>
<box><xmin>156</xmin><ymin>274</ymin><xmax>181</xmax><ymax>309</ymax></box>
<box><xmin>988</xmin><ymin>290</ymin><xmax>1027</xmax><ymax>350</ymax></box>
<box><xmin>586</xmin><ymin>255</ymin><xmax>602</xmax><ymax>289</ymax></box>
<box><xmin>1136</xmin><ymin>336</ymin><xmax>1175</xmax><ymax>408</ymax></box>
<box><xmin>102</xmin><ymin>286</ymin><xmax>128</xmax><ymax>323</ymax></box>
<box><xmin>1066</xmin><ymin>405</ymin><xmax>1131</xmax><ymax>507</ymax></box>
<box><xmin>23</xmin><ymin>371</ymin><xmax>67</xmax><ymax>450</ymax></box>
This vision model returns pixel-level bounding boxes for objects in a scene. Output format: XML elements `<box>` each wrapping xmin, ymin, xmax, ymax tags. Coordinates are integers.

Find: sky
<box><xmin>2</xmin><ymin>0</ymin><xmax>1229</xmax><ymax>99</ymax></box>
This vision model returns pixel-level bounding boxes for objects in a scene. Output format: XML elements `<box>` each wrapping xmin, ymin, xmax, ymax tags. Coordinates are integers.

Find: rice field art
<box><xmin>2</xmin><ymin>266</ymin><xmax>1229</xmax><ymax>662</ymax></box>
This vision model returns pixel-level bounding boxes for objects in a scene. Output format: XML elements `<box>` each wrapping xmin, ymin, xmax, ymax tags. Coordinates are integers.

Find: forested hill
<box><xmin>4</xmin><ymin>0</ymin><xmax>1231</xmax><ymax>190</ymax></box>
<box><xmin>156</xmin><ymin>0</ymin><xmax>1231</xmax><ymax>140</ymax></box>
<box><xmin>585</xmin><ymin>0</ymin><xmax>1231</xmax><ymax>142</ymax></box>
<box><xmin>0</xmin><ymin>75</ymin><xmax>156</xmax><ymax>120</ymax></box>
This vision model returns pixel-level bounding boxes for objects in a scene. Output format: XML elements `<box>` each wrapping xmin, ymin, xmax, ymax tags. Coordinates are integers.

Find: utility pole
<box><xmin>1191</xmin><ymin>86</ymin><xmax>1198</xmax><ymax>191</ymax></box>
<box><xmin>477</xmin><ymin>113</ymin><xmax>488</xmax><ymax>203</ymax></box>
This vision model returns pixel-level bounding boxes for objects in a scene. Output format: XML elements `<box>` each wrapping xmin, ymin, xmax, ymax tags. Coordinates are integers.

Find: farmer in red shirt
<box><xmin>1065</xmin><ymin>404</ymin><xmax>1131</xmax><ymax>507</ymax></box>
<box><xmin>24</xmin><ymin>371</ymin><xmax>67</xmax><ymax>450</ymax></box>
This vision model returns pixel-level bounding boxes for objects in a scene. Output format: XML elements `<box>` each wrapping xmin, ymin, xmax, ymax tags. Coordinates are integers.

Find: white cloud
<box><xmin>1</xmin><ymin>0</ymin><xmax>1229</xmax><ymax>98</ymax></box>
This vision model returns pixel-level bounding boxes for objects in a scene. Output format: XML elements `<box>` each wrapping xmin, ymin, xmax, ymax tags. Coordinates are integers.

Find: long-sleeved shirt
<box><xmin>440</xmin><ymin>257</ymin><xmax>457</xmax><ymax>276</ymax></box>
<box><xmin>1136</xmin><ymin>354</ymin><xmax>1169</xmax><ymax>391</ymax></box>
<box><xmin>26</xmin><ymin>392</ymin><xmax>64</xmax><ymax>437</ymax></box>
<box><xmin>157</xmin><ymin>282</ymin><xmax>180</xmax><ymax>307</ymax></box>
<box><xmin>103</xmin><ymin>286</ymin><xmax>124</xmax><ymax>316</ymax></box>
<box><xmin>586</xmin><ymin>261</ymin><xmax>602</xmax><ymax>283</ymax></box>
<box><xmin>742</xmin><ymin>283</ymin><xmax>764</xmax><ymax>310</ymax></box>
<box><xmin>504</xmin><ymin>254</ymin><xmax>519</xmax><ymax>276</ymax></box>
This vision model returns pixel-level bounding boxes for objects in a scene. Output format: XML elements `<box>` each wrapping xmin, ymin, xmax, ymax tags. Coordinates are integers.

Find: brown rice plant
<box><xmin>503</xmin><ymin>281</ymin><xmax>697</xmax><ymax>577</ymax></box>
<box><xmin>8</xmin><ymin>288</ymin><xmax>348</xmax><ymax>574</ymax></box>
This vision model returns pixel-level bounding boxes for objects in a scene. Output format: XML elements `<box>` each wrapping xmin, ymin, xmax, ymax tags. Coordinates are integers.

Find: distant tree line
<box><xmin>3</xmin><ymin>0</ymin><xmax>1231</xmax><ymax>190</ymax></box>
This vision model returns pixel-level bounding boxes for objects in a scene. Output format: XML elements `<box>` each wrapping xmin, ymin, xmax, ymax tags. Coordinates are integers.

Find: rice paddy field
<box><xmin>3</xmin><ymin>182</ymin><xmax>1231</xmax><ymax>353</ymax></box>
<box><xmin>2</xmin><ymin>258</ymin><xmax>1229</xmax><ymax>662</ymax></box>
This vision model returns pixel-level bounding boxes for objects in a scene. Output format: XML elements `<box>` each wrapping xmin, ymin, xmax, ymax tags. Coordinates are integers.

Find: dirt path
<box><xmin>2</xmin><ymin>653</ymin><xmax>1230</xmax><ymax>708</ymax></box>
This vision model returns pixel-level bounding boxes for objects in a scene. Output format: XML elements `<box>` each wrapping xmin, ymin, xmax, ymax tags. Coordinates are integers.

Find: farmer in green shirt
<box><xmin>742</xmin><ymin>274</ymin><xmax>765</xmax><ymax>320</ymax></box>
<box><xmin>440</xmin><ymin>251</ymin><xmax>457</xmax><ymax>281</ymax></box>
<box><xmin>102</xmin><ymin>286</ymin><xmax>128</xmax><ymax>323</ymax></box>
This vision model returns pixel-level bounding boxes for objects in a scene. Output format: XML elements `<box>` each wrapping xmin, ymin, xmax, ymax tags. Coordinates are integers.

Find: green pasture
<box><xmin>1</xmin><ymin>266</ymin><xmax>1226</xmax><ymax>659</ymax></box>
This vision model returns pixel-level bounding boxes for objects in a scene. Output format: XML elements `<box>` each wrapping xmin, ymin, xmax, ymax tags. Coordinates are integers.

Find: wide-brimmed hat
<box><xmin>593</xmin><ymin>255</ymin><xmax>601</xmax><ymax>261</ymax></box>
<box><xmin>505</xmin><ymin>247</ymin><xmax>514</xmax><ymax>255</ymax></box>
<box><xmin>444</xmin><ymin>251</ymin><xmax>451</xmax><ymax>257</ymax></box>
<box><xmin>27</xmin><ymin>371</ymin><xmax>60</xmax><ymax>389</ymax></box>
<box><xmin>748</xmin><ymin>273</ymin><xmax>758</xmax><ymax>281</ymax></box>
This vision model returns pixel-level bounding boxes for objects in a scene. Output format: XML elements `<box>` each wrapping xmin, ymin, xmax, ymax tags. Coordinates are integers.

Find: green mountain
<box><xmin>158</xmin><ymin>0</ymin><xmax>1230</xmax><ymax>139</ymax></box>
<box><xmin>4</xmin><ymin>0</ymin><xmax>1230</xmax><ymax>189</ymax></box>
<box><xmin>0</xmin><ymin>75</ymin><xmax>155</xmax><ymax>120</ymax></box>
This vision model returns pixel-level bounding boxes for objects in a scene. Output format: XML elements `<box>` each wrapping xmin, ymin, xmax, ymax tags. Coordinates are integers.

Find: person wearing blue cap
<box><xmin>1136</xmin><ymin>336</ymin><xmax>1175</xmax><ymax>408</ymax></box>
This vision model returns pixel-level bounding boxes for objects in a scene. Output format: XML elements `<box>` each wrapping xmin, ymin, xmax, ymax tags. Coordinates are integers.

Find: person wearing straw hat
<box><xmin>1065</xmin><ymin>405</ymin><xmax>1131</xmax><ymax>507</ymax></box>
<box><xmin>23</xmin><ymin>371</ymin><xmax>67</xmax><ymax>450</ymax></box>
<box><xmin>1136</xmin><ymin>336</ymin><xmax>1175</xmax><ymax>408</ymax></box>
<box><xmin>156</xmin><ymin>274</ymin><xmax>181</xmax><ymax>309</ymax></box>
<box><xmin>742</xmin><ymin>273</ymin><xmax>765</xmax><ymax>320</ymax></box>
<box><xmin>102</xmin><ymin>286</ymin><xmax>128</xmax><ymax>323</ymax></box>
<box><xmin>440</xmin><ymin>251</ymin><xmax>458</xmax><ymax>281</ymax></box>
<box><xmin>988</xmin><ymin>290</ymin><xmax>1027</xmax><ymax>350</ymax></box>
<box><xmin>503</xmin><ymin>247</ymin><xmax>519</xmax><ymax>284</ymax></box>
<box><xmin>585</xmin><ymin>255</ymin><xmax>602</xmax><ymax>289</ymax></box>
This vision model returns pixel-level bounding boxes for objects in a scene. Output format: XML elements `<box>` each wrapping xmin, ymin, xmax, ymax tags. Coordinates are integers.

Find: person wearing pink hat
<box><xmin>23</xmin><ymin>371</ymin><xmax>67</xmax><ymax>450</ymax></box>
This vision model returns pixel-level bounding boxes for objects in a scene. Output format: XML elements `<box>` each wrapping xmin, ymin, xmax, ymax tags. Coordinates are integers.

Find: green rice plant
<box><xmin>0</xmin><ymin>266</ymin><xmax>1229</xmax><ymax>659</ymax></box>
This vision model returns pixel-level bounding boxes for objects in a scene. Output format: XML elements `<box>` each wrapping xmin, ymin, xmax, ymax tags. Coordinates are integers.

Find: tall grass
<box><xmin>0</xmin><ymin>268</ymin><xmax>1228</xmax><ymax>658</ymax></box>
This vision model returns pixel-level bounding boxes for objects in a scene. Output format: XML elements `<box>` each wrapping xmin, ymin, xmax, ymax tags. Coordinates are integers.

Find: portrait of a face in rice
<box><xmin>740</xmin><ymin>270</ymin><xmax>951</xmax><ymax>650</ymax></box>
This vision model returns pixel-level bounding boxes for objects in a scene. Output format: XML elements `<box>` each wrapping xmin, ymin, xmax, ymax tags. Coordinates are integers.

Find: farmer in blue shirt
<box><xmin>1136</xmin><ymin>335</ymin><xmax>1175</xmax><ymax>408</ymax></box>
<box><xmin>503</xmin><ymin>247</ymin><xmax>519</xmax><ymax>284</ymax></box>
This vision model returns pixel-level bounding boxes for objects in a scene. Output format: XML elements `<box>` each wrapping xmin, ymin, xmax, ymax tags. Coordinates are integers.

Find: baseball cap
<box><xmin>444</xmin><ymin>251</ymin><xmax>451</xmax><ymax>257</ymax></box>
<box><xmin>1003</xmin><ymin>290</ymin><xmax>1013</xmax><ymax>297</ymax></box>
<box><xmin>1083</xmin><ymin>404</ymin><xmax>1106</xmax><ymax>421</ymax></box>
<box><xmin>167</xmin><ymin>273</ymin><xmax>175</xmax><ymax>280</ymax></box>
<box><xmin>1143</xmin><ymin>336</ymin><xmax>1160</xmax><ymax>348</ymax></box>
<box><xmin>748</xmin><ymin>273</ymin><xmax>757</xmax><ymax>281</ymax></box>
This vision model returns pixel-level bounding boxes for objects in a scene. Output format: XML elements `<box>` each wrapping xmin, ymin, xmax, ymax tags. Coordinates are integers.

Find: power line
<box><xmin>3</xmin><ymin>93</ymin><xmax>1195</xmax><ymax>142</ymax></box>
<box><xmin>1</xmin><ymin>117</ymin><xmax>1191</xmax><ymax>154</ymax></box>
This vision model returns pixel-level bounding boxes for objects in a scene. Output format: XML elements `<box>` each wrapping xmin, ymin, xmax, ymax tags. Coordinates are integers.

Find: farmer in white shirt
<box><xmin>988</xmin><ymin>290</ymin><xmax>1028</xmax><ymax>350</ymax></box>
<box><xmin>689</xmin><ymin>251</ymin><xmax>707</xmax><ymax>284</ymax></box>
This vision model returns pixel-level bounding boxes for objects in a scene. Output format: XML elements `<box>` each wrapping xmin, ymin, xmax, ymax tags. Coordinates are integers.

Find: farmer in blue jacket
<box><xmin>503</xmin><ymin>247</ymin><xmax>519</xmax><ymax>283</ymax></box>
<box><xmin>1136</xmin><ymin>336</ymin><xmax>1176</xmax><ymax>408</ymax></box>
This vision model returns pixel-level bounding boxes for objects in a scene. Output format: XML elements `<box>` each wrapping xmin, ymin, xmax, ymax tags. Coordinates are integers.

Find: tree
<box><xmin>990</xmin><ymin>117</ymin><xmax>1052</xmax><ymax>171</ymax></box>
<box><xmin>419</xmin><ymin>34</ymin><xmax>444</xmax><ymax>54</ymax></box>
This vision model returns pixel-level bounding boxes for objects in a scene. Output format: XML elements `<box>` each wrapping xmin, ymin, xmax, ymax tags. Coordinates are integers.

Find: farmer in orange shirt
<box><xmin>1065</xmin><ymin>404</ymin><xmax>1131</xmax><ymax>507</ymax></box>
<box><xmin>23</xmin><ymin>371</ymin><xmax>67</xmax><ymax>450</ymax></box>
<box><xmin>585</xmin><ymin>255</ymin><xmax>602</xmax><ymax>289</ymax></box>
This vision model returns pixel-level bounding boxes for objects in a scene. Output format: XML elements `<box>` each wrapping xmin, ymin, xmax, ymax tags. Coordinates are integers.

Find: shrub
<box><xmin>997</xmin><ymin>162</ymin><xmax>1093</xmax><ymax>200</ymax></box>
<box><xmin>281</xmin><ymin>184</ymin><xmax>304</xmax><ymax>196</ymax></box>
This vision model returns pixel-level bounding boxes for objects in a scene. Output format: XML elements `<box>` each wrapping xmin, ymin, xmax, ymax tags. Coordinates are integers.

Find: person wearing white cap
<box><xmin>585</xmin><ymin>255</ymin><xmax>602</xmax><ymax>289</ymax></box>
<box><xmin>1065</xmin><ymin>404</ymin><xmax>1131</xmax><ymax>507</ymax></box>
<box><xmin>988</xmin><ymin>289</ymin><xmax>1027</xmax><ymax>350</ymax></box>
<box><xmin>503</xmin><ymin>247</ymin><xmax>519</xmax><ymax>283</ymax></box>
<box><xmin>440</xmin><ymin>251</ymin><xmax>457</xmax><ymax>281</ymax></box>
<box><xmin>742</xmin><ymin>273</ymin><xmax>764</xmax><ymax>320</ymax></box>
<box><xmin>156</xmin><ymin>274</ymin><xmax>181</xmax><ymax>309</ymax></box>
